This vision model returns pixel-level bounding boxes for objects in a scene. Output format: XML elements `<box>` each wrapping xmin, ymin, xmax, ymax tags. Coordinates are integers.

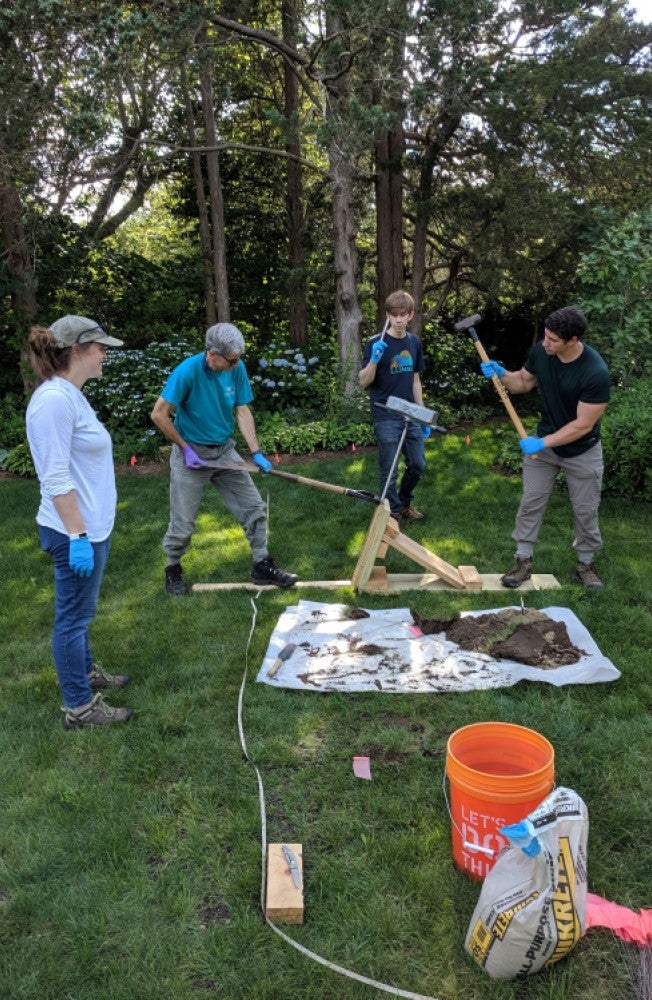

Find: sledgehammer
<box><xmin>454</xmin><ymin>313</ymin><xmax>532</xmax><ymax>449</ymax></box>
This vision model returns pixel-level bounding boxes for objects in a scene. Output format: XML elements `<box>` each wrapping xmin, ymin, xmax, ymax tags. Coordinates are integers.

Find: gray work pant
<box><xmin>163</xmin><ymin>441</ymin><xmax>268</xmax><ymax>565</ymax></box>
<box><xmin>512</xmin><ymin>442</ymin><xmax>604</xmax><ymax>562</ymax></box>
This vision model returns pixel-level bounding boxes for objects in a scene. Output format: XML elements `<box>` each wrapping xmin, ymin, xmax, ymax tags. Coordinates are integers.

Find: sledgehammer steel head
<box><xmin>454</xmin><ymin>314</ymin><xmax>482</xmax><ymax>332</ymax></box>
<box><xmin>384</xmin><ymin>395</ymin><xmax>437</xmax><ymax>427</ymax></box>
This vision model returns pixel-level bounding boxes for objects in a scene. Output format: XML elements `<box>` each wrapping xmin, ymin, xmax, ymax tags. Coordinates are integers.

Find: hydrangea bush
<box><xmin>248</xmin><ymin>340</ymin><xmax>322</xmax><ymax>413</ymax></box>
<box><xmin>83</xmin><ymin>338</ymin><xmax>197</xmax><ymax>458</ymax></box>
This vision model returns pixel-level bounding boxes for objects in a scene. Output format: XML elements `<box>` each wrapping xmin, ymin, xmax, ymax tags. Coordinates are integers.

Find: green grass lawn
<box><xmin>1</xmin><ymin>426</ymin><xmax>651</xmax><ymax>1000</ymax></box>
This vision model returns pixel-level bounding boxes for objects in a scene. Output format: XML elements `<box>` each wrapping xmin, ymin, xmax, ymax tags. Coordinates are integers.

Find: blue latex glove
<box><xmin>252</xmin><ymin>451</ymin><xmax>272</xmax><ymax>473</ymax></box>
<box><xmin>422</xmin><ymin>425</ymin><xmax>431</xmax><ymax>439</ymax></box>
<box><xmin>182</xmin><ymin>444</ymin><xmax>208</xmax><ymax>469</ymax></box>
<box><xmin>519</xmin><ymin>436</ymin><xmax>546</xmax><ymax>455</ymax></box>
<box><xmin>370</xmin><ymin>341</ymin><xmax>387</xmax><ymax>363</ymax></box>
<box><xmin>69</xmin><ymin>537</ymin><xmax>94</xmax><ymax>577</ymax></box>
<box><xmin>480</xmin><ymin>360</ymin><xmax>506</xmax><ymax>379</ymax></box>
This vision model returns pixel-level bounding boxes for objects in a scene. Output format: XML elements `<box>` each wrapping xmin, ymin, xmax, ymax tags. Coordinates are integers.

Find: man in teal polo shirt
<box><xmin>151</xmin><ymin>323</ymin><xmax>298</xmax><ymax>594</ymax></box>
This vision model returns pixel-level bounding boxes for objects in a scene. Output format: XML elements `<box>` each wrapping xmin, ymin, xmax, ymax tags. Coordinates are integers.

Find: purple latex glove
<box><xmin>519</xmin><ymin>436</ymin><xmax>546</xmax><ymax>455</ymax></box>
<box><xmin>182</xmin><ymin>444</ymin><xmax>208</xmax><ymax>469</ymax></box>
<box><xmin>252</xmin><ymin>451</ymin><xmax>272</xmax><ymax>473</ymax></box>
<box><xmin>69</xmin><ymin>537</ymin><xmax>94</xmax><ymax>577</ymax></box>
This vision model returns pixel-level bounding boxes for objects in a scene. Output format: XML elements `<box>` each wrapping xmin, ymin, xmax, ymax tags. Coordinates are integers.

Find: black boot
<box><xmin>251</xmin><ymin>556</ymin><xmax>298</xmax><ymax>588</ymax></box>
<box><xmin>165</xmin><ymin>563</ymin><xmax>188</xmax><ymax>595</ymax></box>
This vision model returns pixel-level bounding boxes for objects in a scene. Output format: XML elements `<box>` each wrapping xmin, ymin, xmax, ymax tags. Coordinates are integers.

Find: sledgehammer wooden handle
<box><xmin>471</xmin><ymin>335</ymin><xmax>530</xmax><ymax>440</ymax></box>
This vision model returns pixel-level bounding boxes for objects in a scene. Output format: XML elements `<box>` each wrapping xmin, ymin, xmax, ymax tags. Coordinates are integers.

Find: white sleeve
<box><xmin>27</xmin><ymin>389</ymin><xmax>77</xmax><ymax>498</ymax></box>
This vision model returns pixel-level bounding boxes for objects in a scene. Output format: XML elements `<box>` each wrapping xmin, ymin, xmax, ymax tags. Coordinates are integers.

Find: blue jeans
<box><xmin>38</xmin><ymin>526</ymin><xmax>111</xmax><ymax>708</ymax></box>
<box><xmin>374</xmin><ymin>418</ymin><xmax>426</xmax><ymax>514</ymax></box>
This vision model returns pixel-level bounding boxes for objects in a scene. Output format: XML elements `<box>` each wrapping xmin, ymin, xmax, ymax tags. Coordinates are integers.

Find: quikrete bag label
<box><xmin>465</xmin><ymin>789</ymin><xmax>588</xmax><ymax>980</ymax></box>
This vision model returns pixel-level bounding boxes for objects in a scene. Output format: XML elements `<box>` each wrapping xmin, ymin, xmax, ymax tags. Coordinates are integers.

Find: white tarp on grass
<box><xmin>256</xmin><ymin>600</ymin><xmax>620</xmax><ymax>693</ymax></box>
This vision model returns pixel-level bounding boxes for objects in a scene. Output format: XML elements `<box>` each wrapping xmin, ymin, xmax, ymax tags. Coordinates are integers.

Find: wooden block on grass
<box><xmin>266</xmin><ymin>843</ymin><xmax>304</xmax><ymax>924</ymax></box>
<box><xmin>458</xmin><ymin>565</ymin><xmax>482</xmax><ymax>590</ymax></box>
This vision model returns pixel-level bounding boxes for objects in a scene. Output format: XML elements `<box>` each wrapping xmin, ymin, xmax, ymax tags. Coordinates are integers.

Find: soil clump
<box><xmin>411</xmin><ymin>607</ymin><xmax>585</xmax><ymax>668</ymax></box>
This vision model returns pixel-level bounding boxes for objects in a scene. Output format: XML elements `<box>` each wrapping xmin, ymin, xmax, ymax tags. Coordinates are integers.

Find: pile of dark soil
<box><xmin>411</xmin><ymin>607</ymin><xmax>585</xmax><ymax>669</ymax></box>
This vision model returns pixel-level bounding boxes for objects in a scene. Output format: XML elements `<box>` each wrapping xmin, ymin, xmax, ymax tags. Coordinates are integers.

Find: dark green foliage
<box><xmin>247</xmin><ymin>340</ymin><xmax>325</xmax><ymax>413</ymax></box>
<box><xmin>254</xmin><ymin>411</ymin><xmax>375</xmax><ymax>455</ymax></box>
<box><xmin>422</xmin><ymin>329</ymin><xmax>485</xmax><ymax>411</ymax></box>
<box><xmin>600</xmin><ymin>377</ymin><xmax>652</xmax><ymax>500</ymax></box>
<box><xmin>577</xmin><ymin>208</ymin><xmax>652</xmax><ymax>381</ymax></box>
<box><xmin>83</xmin><ymin>339</ymin><xmax>197</xmax><ymax>454</ymax></box>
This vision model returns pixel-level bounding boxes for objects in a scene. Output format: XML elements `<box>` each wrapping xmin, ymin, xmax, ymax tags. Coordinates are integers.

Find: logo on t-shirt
<box><xmin>389</xmin><ymin>350</ymin><xmax>414</xmax><ymax>374</ymax></box>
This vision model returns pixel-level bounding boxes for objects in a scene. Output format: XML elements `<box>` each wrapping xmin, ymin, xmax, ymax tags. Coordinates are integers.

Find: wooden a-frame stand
<box><xmin>351</xmin><ymin>501</ymin><xmax>479</xmax><ymax>593</ymax></box>
<box><xmin>350</xmin><ymin>501</ymin><xmax>560</xmax><ymax>594</ymax></box>
<box><xmin>192</xmin><ymin>499</ymin><xmax>560</xmax><ymax>594</ymax></box>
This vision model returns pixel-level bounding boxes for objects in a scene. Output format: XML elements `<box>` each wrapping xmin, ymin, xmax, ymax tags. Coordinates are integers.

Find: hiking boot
<box><xmin>62</xmin><ymin>694</ymin><xmax>133</xmax><ymax>730</ymax></box>
<box><xmin>500</xmin><ymin>557</ymin><xmax>533</xmax><ymax>589</ymax></box>
<box><xmin>165</xmin><ymin>563</ymin><xmax>188</xmax><ymax>596</ymax></box>
<box><xmin>575</xmin><ymin>561</ymin><xmax>603</xmax><ymax>589</ymax></box>
<box><xmin>89</xmin><ymin>664</ymin><xmax>130</xmax><ymax>690</ymax></box>
<box><xmin>251</xmin><ymin>556</ymin><xmax>298</xmax><ymax>588</ymax></box>
<box><xmin>399</xmin><ymin>504</ymin><xmax>424</xmax><ymax>521</ymax></box>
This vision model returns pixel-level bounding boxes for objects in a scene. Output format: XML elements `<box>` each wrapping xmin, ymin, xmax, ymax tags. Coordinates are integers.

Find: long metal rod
<box><xmin>379</xmin><ymin>417</ymin><xmax>409</xmax><ymax>504</ymax></box>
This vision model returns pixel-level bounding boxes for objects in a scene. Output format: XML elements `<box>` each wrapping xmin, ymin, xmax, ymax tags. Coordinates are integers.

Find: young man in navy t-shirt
<box><xmin>359</xmin><ymin>290</ymin><xmax>428</xmax><ymax>521</ymax></box>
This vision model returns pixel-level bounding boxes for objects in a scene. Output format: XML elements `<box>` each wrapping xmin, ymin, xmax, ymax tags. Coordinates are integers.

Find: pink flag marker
<box><xmin>353</xmin><ymin>756</ymin><xmax>372</xmax><ymax>780</ymax></box>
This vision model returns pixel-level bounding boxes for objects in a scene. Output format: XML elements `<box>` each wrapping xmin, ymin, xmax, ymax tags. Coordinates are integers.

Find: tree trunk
<box><xmin>0</xmin><ymin>173</ymin><xmax>38</xmax><ymax>388</ymax></box>
<box><xmin>374</xmin><ymin>24</ymin><xmax>406</xmax><ymax>327</ymax></box>
<box><xmin>182</xmin><ymin>67</ymin><xmax>217</xmax><ymax>327</ymax></box>
<box><xmin>325</xmin><ymin>13</ymin><xmax>363</xmax><ymax>397</ymax></box>
<box><xmin>197</xmin><ymin>25</ymin><xmax>230</xmax><ymax>321</ymax></box>
<box><xmin>375</xmin><ymin>120</ymin><xmax>405</xmax><ymax>325</ymax></box>
<box><xmin>330</xmin><ymin>141</ymin><xmax>363</xmax><ymax>393</ymax></box>
<box><xmin>282</xmin><ymin>0</ymin><xmax>308</xmax><ymax>347</ymax></box>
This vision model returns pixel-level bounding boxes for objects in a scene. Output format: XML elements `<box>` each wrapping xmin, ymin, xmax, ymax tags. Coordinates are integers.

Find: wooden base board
<box><xmin>359</xmin><ymin>571</ymin><xmax>561</xmax><ymax>593</ymax></box>
<box><xmin>265</xmin><ymin>843</ymin><xmax>304</xmax><ymax>925</ymax></box>
<box><xmin>192</xmin><ymin>573</ymin><xmax>560</xmax><ymax>593</ymax></box>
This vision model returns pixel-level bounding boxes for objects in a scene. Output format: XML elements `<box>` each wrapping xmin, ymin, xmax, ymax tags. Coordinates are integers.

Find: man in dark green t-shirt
<box><xmin>481</xmin><ymin>306</ymin><xmax>610</xmax><ymax>589</ymax></box>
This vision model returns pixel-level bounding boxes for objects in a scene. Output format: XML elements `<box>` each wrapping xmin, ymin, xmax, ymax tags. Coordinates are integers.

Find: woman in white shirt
<box><xmin>26</xmin><ymin>315</ymin><xmax>133</xmax><ymax>729</ymax></box>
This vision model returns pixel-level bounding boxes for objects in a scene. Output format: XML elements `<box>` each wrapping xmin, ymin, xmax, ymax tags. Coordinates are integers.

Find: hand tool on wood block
<box><xmin>267</xmin><ymin>642</ymin><xmax>297</xmax><ymax>677</ymax></box>
<box><xmin>265</xmin><ymin>842</ymin><xmax>304</xmax><ymax>924</ymax></box>
<box><xmin>454</xmin><ymin>313</ymin><xmax>534</xmax><ymax>454</ymax></box>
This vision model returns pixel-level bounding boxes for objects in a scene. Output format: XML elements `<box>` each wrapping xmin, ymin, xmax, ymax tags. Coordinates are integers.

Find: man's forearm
<box><xmin>359</xmin><ymin>361</ymin><xmax>377</xmax><ymax>389</ymax></box>
<box><xmin>500</xmin><ymin>369</ymin><xmax>533</xmax><ymax>394</ymax></box>
<box><xmin>151</xmin><ymin>411</ymin><xmax>186</xmax><ymax>448</ymax></box>
<box><xmin>236</xmin><ymin>407</ymin><xmax>261</xmax><ymax>453</ymax></box>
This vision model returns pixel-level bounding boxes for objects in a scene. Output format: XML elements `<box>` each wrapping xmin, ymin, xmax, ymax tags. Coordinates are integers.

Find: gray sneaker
<box><xmin>500</xmin><ymin>557</ymin><xmax>533</xmax><ymax>589</ymax></box>
<box><xmin>62</xmin><ymin>694</ymin><xmax>133</xmax><ymax>730</ymax></box>
<box><xmin>575</xmin><ymin>561</ymin><xmax>603</xmax><ymax>589</ymax></box>
<box><xmin>89</xmin><ymin>664</ymin><xmax>130</xmax><ymax>689</ymax></box>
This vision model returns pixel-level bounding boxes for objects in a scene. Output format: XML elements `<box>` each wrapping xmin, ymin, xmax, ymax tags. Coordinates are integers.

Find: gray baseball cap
<box><xmin>49</xmin><ymin>315</ymin><xmax>124</xmax><ymax>348</ymax></box>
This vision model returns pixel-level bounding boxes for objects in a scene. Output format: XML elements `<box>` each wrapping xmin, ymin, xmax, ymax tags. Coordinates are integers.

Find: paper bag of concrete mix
<box><xmin>465</xmin><ymin>787</ymin><xmax>588</xmax><ymax>979</ymax></box>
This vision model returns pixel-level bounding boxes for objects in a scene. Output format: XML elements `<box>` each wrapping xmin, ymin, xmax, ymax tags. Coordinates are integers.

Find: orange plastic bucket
<box><xmin>446</xmin><ymin>722</ymin><xmax>554</xmax><ymax>879</ymax></box>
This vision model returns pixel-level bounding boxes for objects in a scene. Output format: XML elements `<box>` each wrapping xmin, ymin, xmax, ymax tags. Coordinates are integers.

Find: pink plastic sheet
<box><xmin>585</xmin><ymin>892</ymin><xmax>652</xmax><ymax>946</ymax></box>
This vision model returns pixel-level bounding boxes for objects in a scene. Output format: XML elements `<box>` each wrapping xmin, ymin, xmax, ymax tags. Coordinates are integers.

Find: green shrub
<box><xmin>83</xmin><ymin>338</ymin><xmax>197</xmax><ymax>454</ymax></box>
<box><xmin>1</xmin><ymin>442</ymin><xmax>35</xmax><ymax>477</ymax></box>
<box><xmin>601</xmin><ymin>377</ymin><xmax>652</xmax><ymax>500</ymax></box>
<box><xmin>422</xmin><ymin>330</ymin><xmax>485</xmax><ymax>409</ymax></box>
<box><xmin>248</xmin><ymin>339</ymin><xmax>326</xmax><ymax>413</ymax></box>
<box><xmin>0</xmin><ymin>393</ymin><xmax>29</xmax><ymax>451</ymax></box>
<box><xmin>251</xmin><ymin>412</ymin><xmax>375</xmax><ymax>455</ymax></box>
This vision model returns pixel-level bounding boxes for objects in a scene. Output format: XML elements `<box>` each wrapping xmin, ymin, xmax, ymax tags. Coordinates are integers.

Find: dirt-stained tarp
<box><xmin>257</xmin><ymin>601</ymin><xmax>619</xmax><ymax>694</ymax></box>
